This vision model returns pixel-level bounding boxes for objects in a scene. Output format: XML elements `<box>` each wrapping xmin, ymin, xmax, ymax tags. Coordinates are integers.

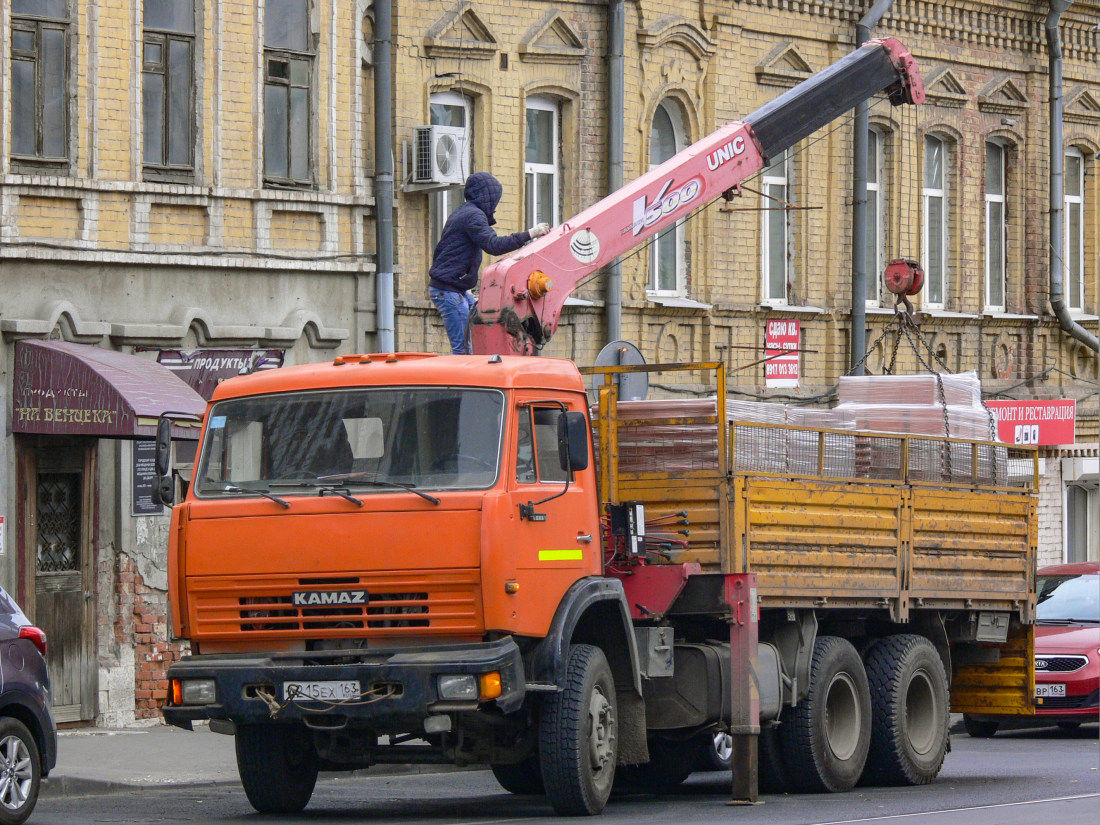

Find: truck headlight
<box><xmin>180</xmin><ymin>679</ymin><xmax>216</xmax><ymax>705</ymax></box>
<box><xmin>437</xmin><ymin>674</ymin><xmax>478</xmax><ymax>701</ymax></box>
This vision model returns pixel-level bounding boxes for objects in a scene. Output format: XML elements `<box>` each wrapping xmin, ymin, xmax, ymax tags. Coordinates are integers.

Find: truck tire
<box><xmin>235</xmin><ymin>724</ymin><xmax>319</xmax><ymax>814</ymax></box>
<box><xmin>862</xmin><ymin>634</ymin><xmax>949</xmax><ymax>786</ymax></box>
<box><xmin>962</xmin><ymin>715</ymin><xmax>999</xmax><ymax>738</ymax></box>
<box><xmin>779</xmin><ymin>636</ymin><xmax>871</xmax><ymax>793</ymax></box>
<box><xmin>491</xmin><ymin>756</ymin><xmax>545</xmax><ymax>795</ymax></box>
<box><xmin>539</xmin><ymin>644</ymin><xmax>618</xmax><ymax>815</ymax></box>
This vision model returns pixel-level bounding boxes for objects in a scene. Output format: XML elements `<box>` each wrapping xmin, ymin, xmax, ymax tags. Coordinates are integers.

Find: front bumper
<box><xmin>162</xmin><ymin>637</ymin><xmax>525</xmax><ymax>731</ymax></box>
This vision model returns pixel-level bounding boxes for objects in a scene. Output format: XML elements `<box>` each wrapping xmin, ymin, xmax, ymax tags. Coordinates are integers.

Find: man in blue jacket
<box><xmin>429</xmin><ymin>172</ymin><xmax>549</xmax><ymax>354</ymax></box>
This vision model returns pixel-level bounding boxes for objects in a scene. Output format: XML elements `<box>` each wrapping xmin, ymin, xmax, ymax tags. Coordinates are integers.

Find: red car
<box><xmin>964</xmin><ymin>561</ymin><xmax>1099</xmax><ymax>737</ymax></box>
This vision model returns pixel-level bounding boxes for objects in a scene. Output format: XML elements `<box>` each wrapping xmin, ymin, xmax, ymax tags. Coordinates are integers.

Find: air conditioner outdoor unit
<box><xmin>412</xmin><ymin>125</ymin><xmax>468</xmax><ymax>185</ymax></box>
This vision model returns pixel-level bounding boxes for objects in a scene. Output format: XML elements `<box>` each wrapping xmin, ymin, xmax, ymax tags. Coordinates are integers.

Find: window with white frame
<box><xmin>649</xmin><ymin>100</ymin><xmax>688</xmax><ymax>295</ymax></box>
<box><xmin>1065</xmin><ymin>148</ymin><xmax>1085</xmax><ymax>312</ymax></box>
<box><xmin>429</xmin><ymin>91</ymin><xmax>473</xmax><ymax>245</ymax></box>
<box><xmin>985</xmin><ymin>141</ymin><xmax>1007</xmax><ymax>311</ymax></box>
<box><xmin>762</xmin><ymin>151</ymin><xmax>791</xmax><ymax>304</ymax></box>
<box><xmin>922</xmin><ymin>135</ymin><xmax>949</xmax><ymax>308</ymax></box>
<box><xmin>525</xmin><ymin>97</ymin><xmax>560</xmax><ymax>227</ymax></box>
<box><xmin>263</xmin><ymin>0</ymin><xmax>314</xmax><ymax>187</ymax></box>
<box><xmin>11</xmin><ymin>0</ymin><xmax>70</xmax><ymax>169</ymax></box>
<box><xmin>865</xmin><ymin>129</ymin><xmax>885</xmax><ymax>306</ymax></box>
<box><xmin>143</xmin><ymin>0</ymin><xmax>196</xmax><ymax>178</ymax></box>
<box><xmin>1065</xmin><ymin>482</ymin><xmax>1098</xmax><ymax>563</ymax></box>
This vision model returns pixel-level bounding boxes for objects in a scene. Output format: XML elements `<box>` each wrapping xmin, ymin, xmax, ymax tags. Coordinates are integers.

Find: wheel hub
<box><xmin>587</xmin><ymin>686</ymin><xmax>615</xmax><ymax>771</ymax></box>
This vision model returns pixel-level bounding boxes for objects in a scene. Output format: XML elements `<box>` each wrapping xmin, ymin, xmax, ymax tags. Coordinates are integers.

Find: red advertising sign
<box><xmin>764</xmin><ymin>319</ymin><xmax>800</xmax><ymax>388</ymax></box>
<box><xmin>984</xmin><ymin>400</ymin><xmax>1076</xmax><ymax>445</ymax></box>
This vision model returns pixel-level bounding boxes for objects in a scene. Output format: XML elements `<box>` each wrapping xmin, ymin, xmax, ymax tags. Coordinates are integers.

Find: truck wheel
<box><xmin>962</xmin><ymin>715</ymin><xmax>999</xmax><ymax>738</ymax></box>
<box><xmin>539</xmin><ymin>644</ymin><xmax>618</xmax><ymax>815</ymax></box>
<box><xmin>862</xmin><ymin>634</ymin><xmax>949</xmax><ymax>786</ymax></box>
<box><xmin>491</xmin><ymin>755</ymin><xmax>545</xmax><ymax>795</ymax></box>
<box><xmin>779</xmin><ymin>636</ymin><xmax>871</xmax><ymax>793</ymax></box>
<box><xmin>235</xmin><ymin>724</ymin><xmax>319</xmax><ymax>814</ymax></box>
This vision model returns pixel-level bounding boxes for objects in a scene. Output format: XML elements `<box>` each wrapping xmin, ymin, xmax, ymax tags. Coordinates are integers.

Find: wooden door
<box><xmin>20</xmin><ymin>440</ymin><xmax>96</xmax><ymax>723</ymax></box>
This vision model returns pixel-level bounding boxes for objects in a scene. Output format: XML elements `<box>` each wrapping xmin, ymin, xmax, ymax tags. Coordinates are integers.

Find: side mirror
<box><xmin>153</xmin><ymin>416</ymin><xmax>175</xmax><ymax>505</ymax></box>
<box><xmin>557</xmin><ymin>411</ymin><xmax>589</xmax><ymax>472</ymax></box>
<box><xmin>154</xmin><ymin>475</ymin><xmax>175</xmax><ymax>506</ymax></box>
<box><xmin>155</xmin><ymin>416</ymin><xmax>173</xmax><ymax>477</ymax></box>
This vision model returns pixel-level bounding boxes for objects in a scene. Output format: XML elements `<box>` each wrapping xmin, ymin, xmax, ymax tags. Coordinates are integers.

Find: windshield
<box><xmin>194</xmin><ymin>386</ymin><xmax>505</xmax><ymax>497</ymax></box>
<box><xmin>1035</xmin><ymin>573</ymin><xmax>1100</xmax><ymax>623</ymax></box>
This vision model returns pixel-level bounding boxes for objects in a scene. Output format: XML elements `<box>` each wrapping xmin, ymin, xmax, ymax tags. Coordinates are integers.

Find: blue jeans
<box><xmin>430</xmin><ymin>287</ymin><xmax>477</xmax><ymax>354</ymax></box>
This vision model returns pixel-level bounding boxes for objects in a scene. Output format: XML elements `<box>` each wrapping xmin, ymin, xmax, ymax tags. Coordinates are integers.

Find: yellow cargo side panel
<box><xmin>950</xmin><ymin>622</ymin><xmax>1035</xmax><ymax>716</ymax></box>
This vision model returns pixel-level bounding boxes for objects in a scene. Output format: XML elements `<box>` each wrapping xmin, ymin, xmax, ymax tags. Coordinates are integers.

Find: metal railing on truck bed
<box><xmin>587</xmin><ymin>362</ymin><xmax>1038</xmax><ymax>622</ymax></box>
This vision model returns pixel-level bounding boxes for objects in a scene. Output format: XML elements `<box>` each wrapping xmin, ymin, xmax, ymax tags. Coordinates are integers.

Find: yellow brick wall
<box><xmin>269</xmin><ymin>210</ymin><xmax>323</xmax><ymax>250</ymax></box>
<box><xmin>17</xmin><ymin>197</ymin><xmax>82</xmax><ymax>239</ymax></box>
<box><xmin>148</xmin><ymin>204</ymin><xmax>207</xmax><ymax>246</ymax></box>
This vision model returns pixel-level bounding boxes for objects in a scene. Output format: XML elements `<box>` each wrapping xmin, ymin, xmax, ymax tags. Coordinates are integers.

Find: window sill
<box><xmin>913</xmin><ymin>309</ymin><xmax>980</xmax><ymax>320</ymax></box>
<box><xmin>564</xmin><ymin>296</ymin><xmax>597</xmax><ymax>307</ymax></box>
<box><xmin>647</xmin><ymin>294</ymin><xmax>712</xmax><ymax>310</ymax></box>
<box><xmin>980</xmin><ymin>311</ymin><xmax>1041</xmax><ymax>321</ymax></box>
<box><xmin>758</xmin><ymin>303</ymin><xmax>827</xmax><ymax>315</ymax></box>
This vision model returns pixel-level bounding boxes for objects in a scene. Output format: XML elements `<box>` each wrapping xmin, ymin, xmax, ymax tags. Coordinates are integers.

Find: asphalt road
<box><xmin>32</xmin><ymin>725</ymin><xmax>1099</xmax><ymax>824</ymax></box>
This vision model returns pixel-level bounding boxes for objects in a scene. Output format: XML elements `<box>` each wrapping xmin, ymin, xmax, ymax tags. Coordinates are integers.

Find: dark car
<box><xmin>0</xmin><ymin>586</ymin><xmax>57</xmax><ymax>824</ymax></box>
<box><xmin>964</xmin><ymin>561</ymin><xmax>1099</xmax><ymax>737</ymax></box>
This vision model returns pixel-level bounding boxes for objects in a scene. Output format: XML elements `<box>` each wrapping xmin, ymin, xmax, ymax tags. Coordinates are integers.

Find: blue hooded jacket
<box><xmin>428</xmin><ymin>172</ymin><xmax>531</xmax><ymax>293</ymax></box>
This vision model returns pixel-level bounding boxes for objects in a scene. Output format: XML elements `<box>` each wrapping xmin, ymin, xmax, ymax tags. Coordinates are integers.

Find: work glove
<box><xmin>528</xmin><ymin>222</ymin><xmax>550</xmax><ymax>239</ymax></box>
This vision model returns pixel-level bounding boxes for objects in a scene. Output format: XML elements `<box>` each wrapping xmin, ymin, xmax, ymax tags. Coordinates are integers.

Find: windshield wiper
<box><xmin>271</xmin><ymin>476</ymin><xmax>441</xmax><ymax>506</ymax></box>
<box><xmin>317</xmin><ymin>486</ymin><xmax>363</xmax><ymax>507</ymax></box>
<box><xmin>315</xmin><ymin>473</ymin><xmax>442</xmax><ymax>505</ymax></box>
<box><xmin>1036</xmin><ymin>617</ymin><xmax>1100</xmax><ymax>625</ymax></box>
<box><xmin>221</xmin><ymin>484</ymin><xmax>290</xmax><ymax>508</ymax></box>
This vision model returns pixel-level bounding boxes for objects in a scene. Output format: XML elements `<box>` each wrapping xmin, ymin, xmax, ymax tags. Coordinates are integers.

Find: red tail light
<box><xmin>19</xmin><ymin>626</ymin><xmax>47</xmax><ymax>658</ymax></box>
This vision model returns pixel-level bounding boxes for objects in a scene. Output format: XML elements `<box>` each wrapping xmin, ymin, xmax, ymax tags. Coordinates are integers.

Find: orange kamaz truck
<box><xmin>159</xmin><ymin>40</ymin><xmax>1036</xmax><ymax>817</ymax></box>
<box><xmin>159</xmin><ymin>355</ymin><xmax>1036</xmax><ymax>816</ymax></box>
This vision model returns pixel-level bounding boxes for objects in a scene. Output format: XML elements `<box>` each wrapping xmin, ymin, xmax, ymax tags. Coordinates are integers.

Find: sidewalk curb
<box><xmin>42</xmin><ymin>763</ymin><xmax>480</xmax><ymax>799</ymax></box>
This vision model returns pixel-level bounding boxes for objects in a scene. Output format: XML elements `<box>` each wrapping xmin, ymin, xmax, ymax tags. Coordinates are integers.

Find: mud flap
<box><xmin>949</xmin><ymin>622</ymin><xmax>1034</xmax><ymax>716</ymax></box>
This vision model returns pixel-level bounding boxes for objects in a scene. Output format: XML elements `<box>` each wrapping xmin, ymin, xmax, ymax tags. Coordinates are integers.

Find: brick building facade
<box><xmin>1</xmin><ymin>1</ymin><xmax>1096</xmax><ymax>724</ymax></box>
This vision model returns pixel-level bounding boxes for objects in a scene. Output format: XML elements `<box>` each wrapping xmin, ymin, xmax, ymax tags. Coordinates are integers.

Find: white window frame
<box><xmin>761</xmin><ymin>151</ymin><xmax>791</xmax><ymax>305</ymax></box>
<box><xmin>429</xmin><ymin>91</ymin><xmax>473</xmax><ymax>246</ymax></box>
<box><xmin>1064</xmin><ymin>481</ymin><xmax>1098</xmax><ymax>564</ymax></box>
<box><xmin>1064</xmin><ymin>147</ymin><xmax>1085</xmax><ymax>312</ymax></box>
<box><xmin>648</xmin><ymin>99</ymin><xmax>688</xmax><ymax>297</ymax></box>
<box><xmin>984</xmin><ymin>141</ymin><xmax>1007</xmax><ymax>312</ymax></box>
<box><xmin>524</xmin><ymin>96</ymin><xmax>560</xmax><ymax>227</ymax></box>
<box><xmin>865</xmin><ymin>128</ymin><xmax>885</xmax><ymax>307</ymax></box>
<box><xmin>922</xmin><ymin>135</ymin><xmax>949</xmax><ymax>309</ymax></box>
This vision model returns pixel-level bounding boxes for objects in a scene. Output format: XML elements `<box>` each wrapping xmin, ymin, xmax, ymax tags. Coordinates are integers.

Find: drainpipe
<box><xmin>1046</xmin><ymin>2</ymin><xmax>1098</xmax><ymax>352</ymax></box>
<box><xmin>606</xmin><ymin>0</ymin><xmax>624</xmax><ymax>343</ymax></box>
<box><xmin>374</xmin><ymin>0</ymin><xmax>396</xmax><ymax>352</ymax></box>
<box><xmin>850</xmin><ymin>0</ymin><xmax>896</xmax><ymax>374</ymax></box>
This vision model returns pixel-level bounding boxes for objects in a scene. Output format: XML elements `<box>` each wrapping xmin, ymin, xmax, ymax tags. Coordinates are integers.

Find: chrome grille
<box><xmin>1035</xmin><ymin>655</ymin><xmax>1089</xmax><ymax>674</ymax></box>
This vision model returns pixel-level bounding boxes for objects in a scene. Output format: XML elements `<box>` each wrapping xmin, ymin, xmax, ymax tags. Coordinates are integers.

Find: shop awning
<box><xmin>12</xmin><ymin>340</ymin><xmax>206</xmax><ymax>438</ymax></box>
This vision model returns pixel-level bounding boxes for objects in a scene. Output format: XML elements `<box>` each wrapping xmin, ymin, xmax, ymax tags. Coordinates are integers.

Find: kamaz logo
<box><xmin>292</xmin><ymin>590</ymin><xmax>369</xmax><ymax>607</ymax></box>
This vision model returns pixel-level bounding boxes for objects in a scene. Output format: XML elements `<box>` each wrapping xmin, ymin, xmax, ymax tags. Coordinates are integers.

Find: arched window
<box><xmin>761</xmin><ymin>151</ymin><xmax>790</xmax><ymax>304</ymax></box>
<box><xmin>429</xmin><ymin>91</ymin><xmax>473</xmax><ymax>245</ymax></box>
<box><xmin>865</xmin><ymin>128</ymin><xmax>887</xmax><ymax>306</ymax></box>
<box><xmin>525</xmin><ymin>96</ymin><xmax>561</xmax><ymax>226</ymax></box>
<box><xmin>922</xmin><ymin>134</ymin><xmax>951</xmax><ymax>308</ymax></box>
<box><xmin>985</xmin><ymin>140</ymin><xmax>1007</xmax><ymax>311</ymax></box>
<box><xmin>649</xmin><ymin>100</ymin><xmax>688</xmax><ymax>295</ymax></box>
<box><xmin>1065</xmin><ymin>147</ymin><xmax>1086</xmax><ymax>312</ymax></box>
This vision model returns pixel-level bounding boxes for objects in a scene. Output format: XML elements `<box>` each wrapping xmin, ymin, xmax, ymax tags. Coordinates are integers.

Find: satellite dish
<box><xmin>592</xmin><ymin>340</ymin><xmax>648</xmax><ymax>401</ymax></box>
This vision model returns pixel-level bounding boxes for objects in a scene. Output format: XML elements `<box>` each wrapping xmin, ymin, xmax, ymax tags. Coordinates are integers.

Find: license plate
<box><xmin>1036</xmin><ymin>683</ymin><xmax>1066</xmax><ymax>698</ymax></box>
<box><xmin>283</xmin><ymin>680</ymin><xmax>362</xmax><ymax>701</ymax></box>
